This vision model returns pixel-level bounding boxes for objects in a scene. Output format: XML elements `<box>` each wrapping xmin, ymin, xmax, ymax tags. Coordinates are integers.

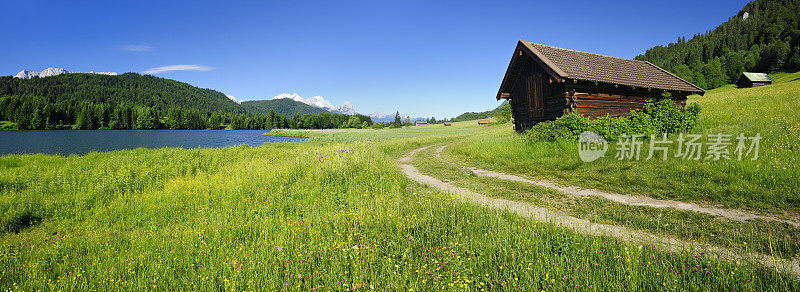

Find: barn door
<box><xmin>526</xmin><ymin>73</ymin><xmax>545</xmax><ymax>118</ymax></box>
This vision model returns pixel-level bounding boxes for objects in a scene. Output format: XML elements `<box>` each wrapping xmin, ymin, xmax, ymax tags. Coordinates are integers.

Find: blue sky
<box><xmin>0</xmin><ymin>0</ymin><xmax>748</xmax><ymax>118</ymax></box>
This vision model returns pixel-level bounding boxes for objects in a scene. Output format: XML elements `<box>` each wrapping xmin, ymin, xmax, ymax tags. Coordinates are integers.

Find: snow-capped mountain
<box><xmin>369</xmin><ymin>113</ymin><xmax>397</xmax><ymax>123</ymax></box>
<box><xmin>368</xmin><ymin>112</ymin><xmax>426</xmax><ymax>123</ymax></box>
<box><xmin>14</xmin><ymin>70</ymin><xmax>39</xmax><ymax>79</ymax></box>
<box><xmin>39</xmin><ymin>67</ymin><xmax>69</xmax><ymax>77</ymax></box>
<box><xmin>369</xmin><ymin>112</ymin><xmax>389</xmax><ymax>119</ymax></box>
<box><xmin>272</xmin><ymin>93</ymin><xmax>356</xmax><ymax>115</ymax></box>
<box><xmin>14</xmin><ymin>68</ymin><xmax>69</xmax><ymax>79</ymax></box>
<box><xmin>225</xmin><ymin>94</ymin><xmax>242</xmax><ymax>104</ymax></box>
<box><xmin>13</xmin><ymin>67</ymin><xmax>118</xmax><ymax>79</ymax></box>
<box><xmin>89</xmin><ymin>71</ymin><xmax>118</xmax><ymax>75</ymax></box>
<box><xmin>331</xmin><ymin>102</ymin><xmax>355</xmax><ymax>115</ymax></box>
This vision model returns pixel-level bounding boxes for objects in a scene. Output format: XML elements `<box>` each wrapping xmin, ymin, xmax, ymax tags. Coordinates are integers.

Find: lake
<box><xmin>0</xmin><ymin>130</ymin><xmax>307</xmax><ymax>156</ymax></box>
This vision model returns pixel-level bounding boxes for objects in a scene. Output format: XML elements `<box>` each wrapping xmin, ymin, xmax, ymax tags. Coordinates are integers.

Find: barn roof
<box><xmin>738</xmin><ymin>72</ymin><xmax>773</xmax><ymax>82</ymax></box>
<box><xmin>497</xmin><ymin>41</ymin><xmax>705</xmax><ymax>99</ymax></box>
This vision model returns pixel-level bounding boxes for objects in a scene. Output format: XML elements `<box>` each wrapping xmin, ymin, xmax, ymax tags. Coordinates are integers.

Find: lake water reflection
<box><xmin>0</xmin><ymin>130</ymin><xmax>306</xmax><ymax>156</ymax></box>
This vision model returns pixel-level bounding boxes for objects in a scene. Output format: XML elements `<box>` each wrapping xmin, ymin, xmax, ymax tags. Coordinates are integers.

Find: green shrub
<box><xmin>498</xmin><ymin>102</ymin><xmax>512</xmax><ymax>123</ymax></box>
<box><xmin>622</xmin><ymin>109</ymin><xmax>656</xmax><ymax>137</ymax></box>
<box><xmin>0</xmin><ymin>121</ymin><xmax>17</xmax><ymax>130</ymax></box>
<box><xmin>590</xmin><ymin>114</ymin><xmax>627</xmax><ymax>140</ymax></box>
<box><xmin>525</xmin><ymin>100</ymin><xmax>701</xmax><ymax>142</ymax></box>
<box><xmin>526</xmin><ymin>112</ymin><xmax>591</xmax><ymax>141</ymax></box>
<box><xmin>682</xmin><ymin>103</ymin><xmax>702</xmax><ymax>131</ymax></box>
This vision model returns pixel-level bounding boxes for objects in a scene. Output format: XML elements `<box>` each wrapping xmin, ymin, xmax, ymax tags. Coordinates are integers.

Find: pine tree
<box><xmin>393</xmin><ymin>111</ymin><xmax>401</xmax><ymax>127</ymax></box>
<box><xmin>134</xmin><ymin>107</ymin><xmax>157</xmax><ymax>130</ymax></box>
<box><xmin>266</xmin><ymin>109</ymin><xmax>276</xmax><ymax>130</ymax></box>
<box><xmin>29</xmin><ymin>109</ymin><xmax>44</xmax><ymax>130</ymax></box>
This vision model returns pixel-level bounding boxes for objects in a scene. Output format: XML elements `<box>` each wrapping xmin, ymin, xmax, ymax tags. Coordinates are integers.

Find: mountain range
<box><xmin>270</xmin><ymin>93</ymin><xmax>356</xmax><ymax>115</ymax></box>
<box><xmin>2</xmin><ymin>71</ymin><xmax>423</xmax><ymax>122</ymax></box>
<box><xmin>5</xmin><ymin>68</ymin><xmax>440</xmax><ymax>122</ymax></box>
<box><xmin>241</xmin><ymin>98</ymin><xmax>327</xmax><ymax>117</ymax></box>
<box><xmin>365</xmin><ymin>112</ymin><xmax>423</xmax><ymax>123</ymax></box>
<box><xmin>240</xmin><ymin>93</ymin><xmax>424</xmax><ymax>122</ymax></box>
<box><xmin>14</xmin><ymin>67</ymin><xmax>117</xmax><ymax>79</ymax></box>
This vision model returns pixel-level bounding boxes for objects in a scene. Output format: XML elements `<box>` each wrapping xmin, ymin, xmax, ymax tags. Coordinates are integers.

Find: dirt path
<box><xmin>398</xmin><ymin>145</ymin><xmax>800</xmax><ymax>276</ymax></box>
<box><xmin>434</xmin><ymin>145</ymin><xmax>800</xmax><ymax>228</ymax></box>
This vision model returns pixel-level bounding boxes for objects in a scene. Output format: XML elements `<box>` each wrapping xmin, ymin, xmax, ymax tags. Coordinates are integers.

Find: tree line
<box><xmin>0</xmin><ymin>94</ymin><xmax>374</xmax><ymax>130</ymax></box>
<box><xmin>449</xmin><ymin>101</ymin><xmax>509</xmax><ymax>122</ymax></box>
<box><xmin>634</xmin><ymin>0</ymin><xmax>800</xmax><ymax>89</ymax></box>
<box><xmin>0</xmin><ymin>73</ymin><xmax>244</xmax><ymax>115</ymax></box>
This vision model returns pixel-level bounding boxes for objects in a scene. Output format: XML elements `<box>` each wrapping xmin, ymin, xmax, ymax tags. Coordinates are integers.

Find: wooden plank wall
<box><xmin>509</xmin><ymin>54</ymin><xmax>566</xmax><ymax>131</ymax></box>
<box><xmin>573</xmin><ymin>93</ymin><xmax>652</xmax><ymax>118</ymax></box>
<box><xmin>573</xmin><ymin>92</ymin><xmax>687</xmax><ymax>118</ymax></box>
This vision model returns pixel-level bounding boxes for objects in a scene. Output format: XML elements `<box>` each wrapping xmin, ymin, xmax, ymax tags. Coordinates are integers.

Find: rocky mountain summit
<box><xmin>13</xmin><ymin>67</ymin><xmax>118</xmax><ymax>79</ymax></box>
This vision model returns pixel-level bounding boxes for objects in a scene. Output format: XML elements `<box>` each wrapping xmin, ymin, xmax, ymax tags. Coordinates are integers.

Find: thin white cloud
<box><xmin>121</xmin><ymin>45</ymin><xmax>153</xmax><ymax>52</ymax></box>
<box><xmin>143</xmin><ymin>65</ymin><xmax>214</xmax><ymax>74</ymax></box>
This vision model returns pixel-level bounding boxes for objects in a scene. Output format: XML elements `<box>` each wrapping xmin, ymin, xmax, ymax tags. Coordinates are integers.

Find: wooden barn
<box><xmin>735</xmin><ymin>72</ymin><xmax>773</xmax><ymax>88</ymax></box>
<box><xmin>414</xmin><ymin>120</ymin><xmax>428</xmax><ymax>126</ymax></box>
<box><xmin>477</xmin><ymin>119</ymin><xmax>495</xmax><ymax>125</ymax></box>
<box><xmin>496</xmin><ymin>41</ymin><xmax>705</xmax><ymax>132</ymax></box>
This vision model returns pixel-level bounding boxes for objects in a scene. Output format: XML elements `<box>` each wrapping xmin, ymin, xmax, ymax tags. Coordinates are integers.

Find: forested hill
<box><xmin>634</xmin><ymin>0</ymin><xmax>800</xmax><ymax>89</ymax></box>
<box><xmin>0</xmin><ymin>73</ymin><xmax>243</xmax><ymax>114</ymax></box>
<box><xmin>0</xmin><ymin>73</ymin><xmax>375</xmax><ymax>130</ymax></box>
<box><xmin>451</xmin><ymin>101</ymin><xmax>507</xmax><ymax>122</ymax></box>
<box><xmin>242</xmin><ymin>98</ymin><xmax>326</xmax><ymax>117</ymax></box>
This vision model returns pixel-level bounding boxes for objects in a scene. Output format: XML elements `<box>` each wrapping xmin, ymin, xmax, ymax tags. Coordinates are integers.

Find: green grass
<box><xmin>447</xmin><ymin>71</ymin><xmax>800</xmax><ymax>214</ymax></box>
<box><xmin>2</xmin><ymin>127</ymin><xmax>797</xmax><ymax>290</ymax></box>
<box><xmin>412</xmin><ymin>143</ymin><xmax>800</xmax><ymax>260</ymax></box>
<box><xmin>268</xmin><ymin>121</ymin><xmax>484</xmax><ymax>157</ymax></box>
<box><xmin>264</xmin><ymin>131</ymin><xmax>312</xmax><ymax>138</ymax></box>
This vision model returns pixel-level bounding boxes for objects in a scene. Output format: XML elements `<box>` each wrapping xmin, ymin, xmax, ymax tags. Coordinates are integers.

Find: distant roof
<box><xmin>497</xmin><ymin>41</ymin><xmax>705</xmax><ymax>99</ymax></box>
<box><xmin>739</xmin><ymin>72</ymin><xmax>773</xmax><ymax>82</ymax></box>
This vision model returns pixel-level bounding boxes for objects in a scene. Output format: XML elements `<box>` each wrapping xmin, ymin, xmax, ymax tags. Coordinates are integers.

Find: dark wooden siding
<box><xmin>509</xmin><ymin>54</ymin><xmax>567</xmax><ymax>131</ymax></box>
<box><xmin>572</xmin><ymin>93</ymin><xmax>653</xmax><ymax>118</ymax></box>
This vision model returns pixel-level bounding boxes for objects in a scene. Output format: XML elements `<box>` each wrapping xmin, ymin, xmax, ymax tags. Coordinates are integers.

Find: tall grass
<box><xmin>2</xmin><ymin>132</ymin><xmax>797</xmax><ymax>289</ymax></box>
<box><xmin>416</xmin><ymin>141</ymin><xmax>800</xmax><ymax>260</ymax></box>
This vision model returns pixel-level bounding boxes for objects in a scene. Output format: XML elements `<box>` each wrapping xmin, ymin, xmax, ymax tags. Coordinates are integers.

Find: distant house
<box><xmin>735</xmin><ymin>72</ymin><xmax>773</xmax><ymax>88</ymax></box>
<box><xmin>497</xmin><ymin>40</ymin><xmax>705</xmax><ymax>132</ymax></box>
<box><xmin>443</xmin><ymin>122</ymin><xmax>452</xmax><ymax>126</ymax></box>
<box><xmin>414</xmin><ymin>120</ymin><xmax>428</xmax><ymax>126</ymax></box>
<box><xmin>477</xmin><ymin>119</ymin><xmax>495</xmax><ymax>125</ymax></box>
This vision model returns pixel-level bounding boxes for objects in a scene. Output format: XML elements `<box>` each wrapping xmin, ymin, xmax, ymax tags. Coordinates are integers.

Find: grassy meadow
<box><xmin>2</xmin><ymin>76</ymin><xmax>800</xmax><ymax>290</ymax></box>
<box><xmin>447</xmin><ymin>71</ymin><xmax>800</xmax><ymax>215</ymax></box>
<box><xmin>413</xmin><ymin>141</ymin><xmax>800</xmax><ymax>261</ymax></box>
